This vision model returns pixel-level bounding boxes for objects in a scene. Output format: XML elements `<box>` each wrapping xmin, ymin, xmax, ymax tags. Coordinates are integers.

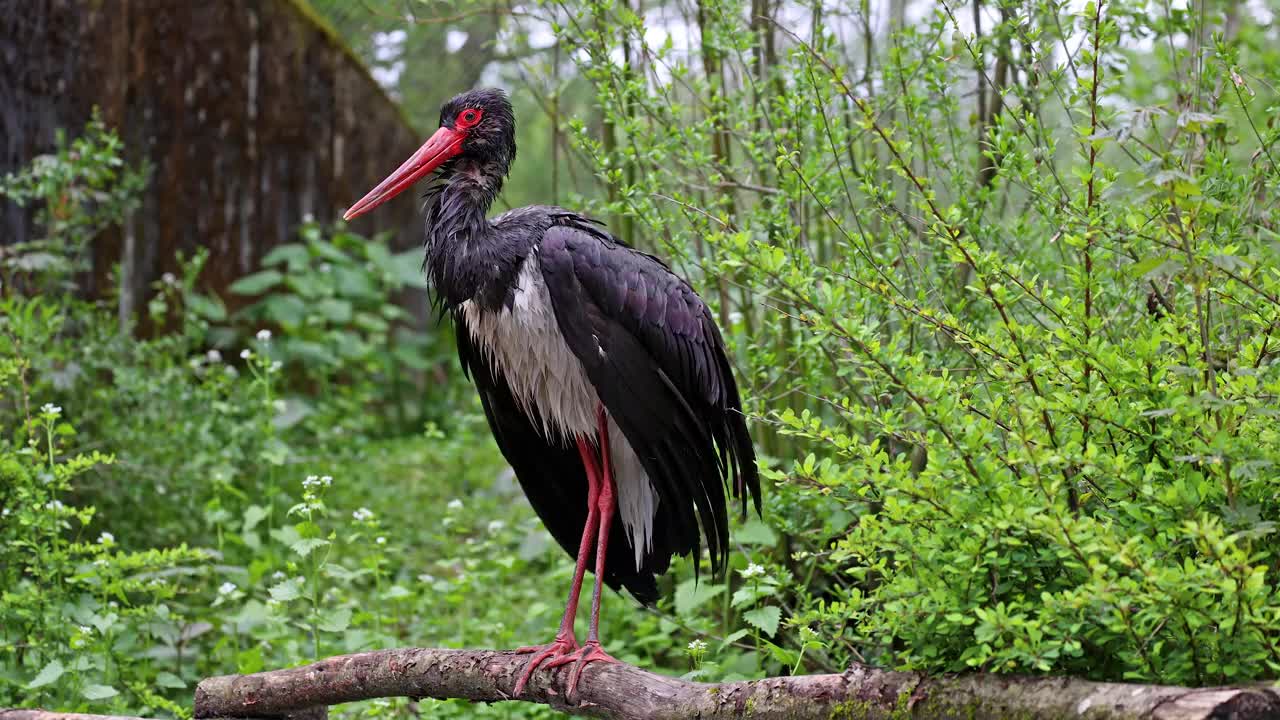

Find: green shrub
<box><xmin>218</xmin><ymin>221</ymin><xmax>450</xmax><ymax>436</ymax></box>
<box><xmin>559</xmin><ymin>0</ymin><xmax>1280</xmax><ymax>684</ymax></box>
<box><xmin>0</xmin><ymin>110</ymin><xmax>147</xmax><ymax>294</ymax></box>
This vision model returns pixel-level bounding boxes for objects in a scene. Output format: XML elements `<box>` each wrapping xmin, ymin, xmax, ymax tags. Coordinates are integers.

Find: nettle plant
<box><xmin>540</xmin><ymin>0</ymin><xmax>1280</xmax><ymax>683</ymax></box>
<box><xmin>0</xmin><ymin>304</ymin><xmax>205</xmax><ymax>713</ymax></box>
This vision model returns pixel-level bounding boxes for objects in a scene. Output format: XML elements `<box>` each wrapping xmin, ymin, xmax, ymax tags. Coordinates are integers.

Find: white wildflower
<box><xmin>240</xmin><ymin>349</ymin><xmax>252</xmax><ymax>360</ymax></box>
<box><xmin>303</xmin><ymin>475</ymin><xmax>321</xmax><ymax>488</ymax></box>
<box><xmin>272</xmin><ymin>570</ymin><xmax>287</xmax><ymax>580</ymax></box>
<box><xmin>206</xmin><ymin>349</ymin><xmax>222</xmax><ymax>363</ymax></box>
<box><xmin>352</xmin><ymin>508</ymin><xmax>374</xmax><ymax>522</ymax></box>
<box><xmin>78</xmin><ymin>625</ymin><xmax>92</xmax><ymax>635</ymax></box>
<box><xmin>487</xmin><ymin>520</ymin><xmax>505</xmax><ymax>534</ymax></box>
<box><xmin>320</xmin><ymin>475</ymin><xmax>332</xmax><ymax>487</ymax></box>
<box><xmin>447</xmin><ymin>499</ymin><xmax>463</xmax><ymax>511</ymax></box>
<box><xmin>41</xmin><ymin>403</ymin><xmax>62</xmax><ymax>417</ymax></box>
<box><xmin>303</xmin><ymin>212</ymin><xmax>315</xmax><ymax>223</ymax></box>
<box><xmin>45</xmin><ymin>500</ymin><xmax>64</xmax><ymax>511</ymax></box>
<box><xmin>687</xmin><ymin>639</ymin><xmax>708</xmax><ymax>652</ymax></box>
<box><xmin>98</xmin><ymin>532</ymin><xmax>114</xmax><ymax>545</ymax></box>
<box><xmin>189</xmin><ymin>357</ymin><xmax>203</xmax><ymax>369</ymax></box>
<box><xmin>162</xmin><ymin>272</ymin><xmax>177</xmax><ymax>286</ymax></box>
<box><xmin>417</xmin><ymin>573</ymin><xmax>435</xmax><ymax>583</ymax></box>
<box><xmin>375</xmin><ymin>536</ymin><xmax>386</xmax><ymax>545</ymax></box>
<box><xmin>270</xmin><ymin>361</ymin><xmax>283</xmax><ymax>373</ymax></box>
<box><xmin>2</xmin><ymin>507</ymin><xmax>10</xmax><ymax>517</ymax></box>
<box><xmin>256</xmin><ymin>329</ymin><xmax>272</xmax><ymax>343</ymax></box>
<box><xmin>218</xmin><ymin>582</ymin><xmax>237</xmax><ymax>596</ymax></box>
<box><xmin>740</xmin><ymin>563</ymin><xmax>766</xmax><ymax>579</ymax></box>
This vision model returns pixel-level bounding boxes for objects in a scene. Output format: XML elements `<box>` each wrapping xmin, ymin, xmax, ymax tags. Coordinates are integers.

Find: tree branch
<box><xmin>6</xmin><ymin>648</ymin><xmax>1279</xmax><ymax>720</ymax></box>
<box><xmin>189</xmin><ymin>648</ymin><xmax>1277</xmax><ymax>720</ymax></box>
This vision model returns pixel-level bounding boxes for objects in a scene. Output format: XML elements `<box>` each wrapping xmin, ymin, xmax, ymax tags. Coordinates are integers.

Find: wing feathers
<box><xmin>455</xmin><ymin>314</ymin><xmax>661</xmax><ymax>604</ymax></box>
<box><xmin>538</xmin><ymin>222</ymin><xmax>760</xmax><ymax>577</ymax></box>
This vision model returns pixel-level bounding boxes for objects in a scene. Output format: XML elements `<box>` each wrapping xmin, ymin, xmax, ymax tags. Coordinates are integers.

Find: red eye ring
<box><xmin>457</xmin><ymin>108</ymin><xmax>483</xmax><ymax>129</ymax></box>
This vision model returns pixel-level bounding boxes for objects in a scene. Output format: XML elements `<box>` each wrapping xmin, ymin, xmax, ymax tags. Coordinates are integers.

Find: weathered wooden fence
<box><xmin>0</xmin><ymin>0</ymin><xmax>423</xmax><ymax>322</ymax></box>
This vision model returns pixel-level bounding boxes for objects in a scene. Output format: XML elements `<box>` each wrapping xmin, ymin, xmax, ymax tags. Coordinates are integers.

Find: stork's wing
<box><xmin>537</xmin><ymin>219</ymin><xmax>760</xmax><ymax>575</ymax></box>
<box><xmin>455</xmin><ymin>314</ymin><xmax>660</xmax><ymax>604</ymax></box>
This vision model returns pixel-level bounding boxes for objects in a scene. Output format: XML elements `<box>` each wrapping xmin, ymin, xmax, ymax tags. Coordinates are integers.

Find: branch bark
<box><xmin>188</xmin><ymin>647</ymin><xmax>1277</xmax><ymax>720</ymax></box>
<box><xmin>6</xmin><ymin>648</ymin><xmax>1279</xmax><ymax>720</ymax></box>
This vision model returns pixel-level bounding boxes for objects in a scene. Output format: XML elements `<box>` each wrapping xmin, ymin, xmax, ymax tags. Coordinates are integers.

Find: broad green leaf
<box><xmin>269</xmin><ymin>577</ymin><xmax>303</xmax><ymax>602</ymax></box>
<box><xmin>186</xmin><ymin>293</ymin><xmax>227</xmax><ymax>321</ymax></box>
<box><xmin>27</xmin><ymin>660</ymin><xmax>64</xmax><ymax>689</ymax></box>
<box><xmin>261</xmin><ymin>295</ymin><xmax>308</xmax><ymax>328</ymax></box>
<box><xmin>243</xmin><ymin>504</ymin><xmax>269</xmax><ymax>532</ymax></box>
<box><xmin>316</xmin><ymin>298</ymin><xmax>353</xmax><ymax>324</ymax></box>
<box><xmin>674</xmin><ymin>577</ymin><xmax>726</xmax><ymax>617</ymax></box>
<box><xmin>735</xmin><ymin>518</ymin><xmax>777</xmax><ymax>546</ymax></box>
<box><xmin>83</xmin><ymin>684</ymin><xmax>119</xmax><ymax>700</ymax></box>
<box><xmin>228</xmin><ymin>270</ymin><xmax>283</xmax><ymax>296</ymax></box>
<box><xmin>732</xmin><ymin>583</ymin><xmax>775</xmax><ymax>608</ymax></box>
<box><xmin>719</xmin><ymin>628</ymin><xmax>751</xmax><ymax>650</ymax></box>
<box><xmin>743</xmin><ymin>606</ymin><xmax>782</xmax><ymax>638</ymax></box>
<box><xmin>317</xmin><ymin>607</ymin><xmax>352</xmax><ymax>633</ymax></box>
<box><xmin>260</xmin><ymin>243</ymin><xmax>311</xmax><ymax>272</ymax></box>
<box><xmin>290</xmin><ymin>537</ymin><xmax>330</xmax><ymax>558</ymax></box>
<box><xmin>156</xmin><ymin>672</ymin><xmax>187</xmax><ymax>689</ymax></box>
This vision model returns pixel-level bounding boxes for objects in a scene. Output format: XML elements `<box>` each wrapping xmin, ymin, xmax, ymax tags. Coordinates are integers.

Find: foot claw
<box><xmin>544</xmin><ymin>641</ymin><xmax>619</xmax><ymax>698</ymax></box>
<box><xmin>512</xmin><ymin>635</ymin><xmax>578</xmax><ymax>697</ymax></box>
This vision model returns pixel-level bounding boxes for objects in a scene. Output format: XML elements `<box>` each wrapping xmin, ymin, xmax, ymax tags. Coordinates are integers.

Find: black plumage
<box><xmin>344</xmin><ymin>87</ymin><xmax>759</xmax><ymax>695</ymax></box>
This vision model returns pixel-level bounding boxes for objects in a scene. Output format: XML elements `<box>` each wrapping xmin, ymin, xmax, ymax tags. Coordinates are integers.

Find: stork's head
<box><xmin>343</xmin><ymin>88</ymin><xmax>516</xmax><ymax>221</ymax></box>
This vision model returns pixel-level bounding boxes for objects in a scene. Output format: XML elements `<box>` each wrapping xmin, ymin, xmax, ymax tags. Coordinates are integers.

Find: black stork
<box><xmin>343</xmin><ymin>88</ymin><xmax>760</xmax><ymax>697</ymax></box>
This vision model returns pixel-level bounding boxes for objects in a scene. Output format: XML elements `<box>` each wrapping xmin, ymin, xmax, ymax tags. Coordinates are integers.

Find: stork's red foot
<box><xmin>544</xmin><ymin>640</ymin><xmax>619</xmax><ymax>698</ymax></box>
<box><xmin>512</xmin><ymin>633</ymin><xmax>578</xmax><ymax>696</ymax></box>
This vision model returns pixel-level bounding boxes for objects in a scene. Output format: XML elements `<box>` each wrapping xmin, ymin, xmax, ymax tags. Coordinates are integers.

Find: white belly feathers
<box><xmin>461</xmin><ymin>253</ymin><xmax>599</xmax><ymax>441</ymax></box>
<box><xmin>460</xmin><ymin>251</ymin><xmax>658</xmax><ymax>570</ymax></box>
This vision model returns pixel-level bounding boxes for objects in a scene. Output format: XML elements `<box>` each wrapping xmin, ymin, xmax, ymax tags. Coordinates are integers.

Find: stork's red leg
<box><xmin>511</xmin><ymin>435</ymin><xmax>601</xmax><ymax>696</ymax></box>
<box><xmin>546</xmin><ymin>406</ymin><xmax>621</xmax><ymax>696</ymax></box>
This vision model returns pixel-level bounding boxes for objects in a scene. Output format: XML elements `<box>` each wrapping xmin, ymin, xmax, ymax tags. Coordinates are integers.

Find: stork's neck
<box><xmin>424</xmin><ymin>159</ymin><xmax>525</xmax><ymax>310</ymax></box>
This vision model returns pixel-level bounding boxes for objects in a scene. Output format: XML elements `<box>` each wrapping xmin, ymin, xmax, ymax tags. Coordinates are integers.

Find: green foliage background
<box><xmin>4</xmin><ymin>0</ymin><xmax>1280</xmax><ymax>717</ymax></box>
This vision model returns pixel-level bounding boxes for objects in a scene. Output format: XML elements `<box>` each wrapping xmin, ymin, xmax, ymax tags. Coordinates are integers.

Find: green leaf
<box><xmin>333</xmin><ymin>266</ymin><xmax>377</xmax><ymax>299</ymax></box>
<box><xmin>260</xmin><ymin>243</ymin><xmax>311</xmax><ymax>272</ymax></box>
<box><xmin>675</xmin><ymin>577</ymin><xmax>726</xmax><ymax>617</ymax></box>
<box><xmin>290</xmin><ymin>537</ymin><xmax>330</xmax><ymax>558</ymax></box>
<box><xmin>269</xmin><ymin>577</ymin><xmax>303</xmax><ymax>602</ymax></box>
<box><xmin>391</xmin><ymin>250</ymin><xmax>430</xmax><ymax>288</ymax></box>
<box><xmin>308</xmin><ymin>240</ymin><xmax>350</xmax><ymax>264</ymax></box>
<box><xmin>243</xmin><ymin>505</ymin><xmax>269</xmax><ymax>532</ymax></box>
<box><xmin>735</xmin><ymin>518</ymin><xmax>777</xmax><ymax>546</ymax></box>
<box><xmin>317</xmin><ymin>607</ymin><xmax>352</xmax><ymax>633</ymax></box>
<box><xmin>732</xmin><ymin>583</ymin><xmax>775</xmax><ymax>608</ymax></box>
<box><xmin>260</xmin><ymin>295</ymin><xmax>308</xmax><ymax>329</ymax></box>
<box><xmin>83</xmin><ymin>684</ymin><xmax>119</xmax><ymax>700</ymax></box>
<box><xmin>228</xmin><ymin>270</ymin><xmax>283</xmax><ymax>296</ymax></box>
<box><xmin>743</xmin><ymin>606</ymin><xmax>782</xmax><ymax>638</ymax></box>
<box><xmin>1127</xmin><ymin>255</ymin><xmax>1168</xmax><ymax>278</ymax></box>
<box><xmin>185</xmin><ymin>293</ymin><xmax>227</xmax><ymax>321</ymax></box>
<box><xmin>27</xmin><ymin>659</ymin><xmax>64</xmax><ymax>689</ymax></box>
<box><xmin>719</xmin><ymin>628</ymin><xmax>751</xmax><ymax>650</ymax></box>
<box><xmin>316</xmin><ymin>298</ymin><xmax>354</xmax><ymax>324</ymax></box>
<box><xmin>156</xmin><ymin>671</ymin><xmax>187</xmax><ymax>689</ymax></box>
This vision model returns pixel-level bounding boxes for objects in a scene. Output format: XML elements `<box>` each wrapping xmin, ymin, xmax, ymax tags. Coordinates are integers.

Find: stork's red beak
<box><xmin>342</xmin><ymin>126</ymin><xmax>465</xmax><ymax>221</ymax></box>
